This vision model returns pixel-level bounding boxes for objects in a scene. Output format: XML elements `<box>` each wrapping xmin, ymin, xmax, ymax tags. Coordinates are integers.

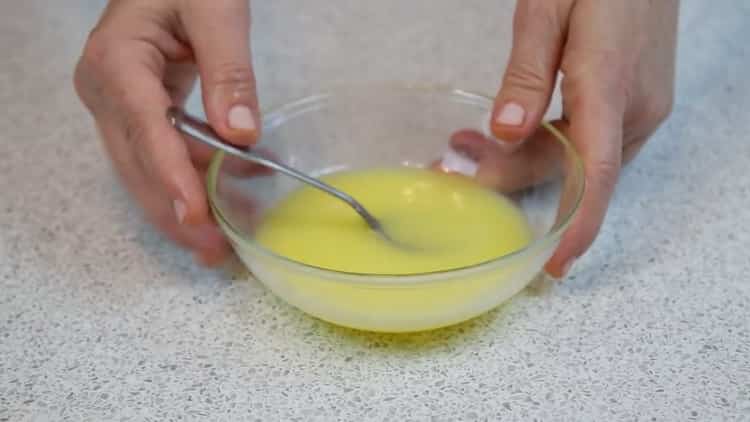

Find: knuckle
<box><xmin>611</xmin><ymin>67</ymin><xmax>636</xmax><ymax>100</ymax></box>
<box><xmin>80</xmin><ymin>27</ymin><xmax>116</xmax><ymax>70</ymax></box>
<box><xmin>503</xmin><ymin>61</ymin><xmax>551</xmax><ymax>95</ymax></box>
<box><xmin>122</xmin><ymin>114</ymin><xmax>146</xmax><ymax>147</ymax></box>
<box><xmin>516</xmin><ymin>0</ymin><xmax>567</xmax><ymax>34</ymax></box>
<box><xmin>206</xmin><ymin>62</ymin><xmax>255</xmax><ymax>94</ymax></box>
<box><xmin>74</xmin><ymin>28</ymin><xmax>114</xmax><ymax>104</ymax></box>
<box><xmin>563</xmin><ymin>50</ymin><xmax>635</xmax><ymax>102</ymax></box>
<box><xmin>596</xmin><ymin>56</ymin><xmax>635</xmax><ymax>99</ymax></box>
<box><xmin>72</xmin><ymin>61</ymin><xmax>90</xmax><ymax>104</ymax></box>
<box><xmin>588</xmin><ymin>157</ymin><xmax>620</xmax><ymax>190</ymax></box>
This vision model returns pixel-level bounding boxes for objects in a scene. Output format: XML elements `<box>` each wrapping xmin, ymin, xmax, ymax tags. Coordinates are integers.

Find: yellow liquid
<box><xmin>255</xmin><ymin>167</ymin><xmax>532</xmax><ymax>275</ymax></box>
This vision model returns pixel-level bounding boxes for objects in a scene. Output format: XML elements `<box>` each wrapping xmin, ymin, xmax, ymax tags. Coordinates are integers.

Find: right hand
<box><xmin>74</xmin><ymin>0</ymin><xmax>259</xmax><ymax>266</ymax></box>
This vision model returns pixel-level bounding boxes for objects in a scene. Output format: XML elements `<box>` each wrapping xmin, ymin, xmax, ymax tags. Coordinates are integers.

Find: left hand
<box><xmin>451</xmin><ymin>0</ymin><xmax>679</xmax><ymax>278</ymax></box>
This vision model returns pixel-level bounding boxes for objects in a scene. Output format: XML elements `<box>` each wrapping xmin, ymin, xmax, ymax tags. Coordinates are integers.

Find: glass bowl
<box><xmin>207</xmin><ymin>85</ymin><xmax>584</xmax><ymax>333</ymax></box>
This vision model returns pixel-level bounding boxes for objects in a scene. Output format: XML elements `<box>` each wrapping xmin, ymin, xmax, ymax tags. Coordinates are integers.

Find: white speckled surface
<box><xmin>1</xmin><ymin>1</ymin><xmax>749</xmax><ymax>421</ymax></box>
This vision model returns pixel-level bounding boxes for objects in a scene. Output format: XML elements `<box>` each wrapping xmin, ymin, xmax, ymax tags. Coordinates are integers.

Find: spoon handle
<box><xmin>166</xmin><ymin>107</ymin><xmax>384</xmax><ymax>233</ymax></box>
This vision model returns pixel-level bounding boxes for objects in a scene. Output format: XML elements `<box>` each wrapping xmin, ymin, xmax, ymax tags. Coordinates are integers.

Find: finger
<box><xmin>542</xmin><ymin>0</ymin><xmax>643</xmax><ymax>278</ymax></box>
<box><xmin>180</xmin><ymin>0</ymin><xmax>259</xmax><ymax>146</ymax></box>
<box><xmin>190</xmin><ymin>225</ymin><xmax>234</xmax><ymax>267</ymax></box>
<box><xmin>96</xmin><ymin>119</ymin><xmax>229</xmax><ymax>258</ymax></box>
<box><xmin>545</xmin><ymin>81</ymin><xmax>625</xmax><ymax>278</ymax></box>
<box><xmin>441</xmin><ymin>118</ymin><xmax>645</xmax><ymax>192</ymax></box>
<box><xmin>109</xmin><ymin>57</ymin><xmax>211</xmax><ymax>228</ymax></box>
<box><xmin>170</xmin><ymin>221</ymin><xmax>231</xmax><ymax>262</ymax></box>
<box><xmin>490</xmin><ymin>0</ymin><xmax>570</xmax><ymax>142</ymax></box>
<box><xmin>441</xmin><ymin>125</ymin><xmax>566</xmax><ymax>192</ymax></box>
<box><xmin>160</xmin><ymin>215</ymin><xmax>232</xmax><ymax>266</ymax></box>
<box><xmin>194</xmin><ymin>247</ymin><xmax>234</xmax><ymax>267</ymax></box>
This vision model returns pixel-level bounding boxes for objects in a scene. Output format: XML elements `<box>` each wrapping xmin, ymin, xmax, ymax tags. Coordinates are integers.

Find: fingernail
<box><xmin>440</xmin><ymin>147</ymin><xmax>479</xmax><ymax>177</ymax></box>
<box><xmin>561</xmin><ymin>257</ymin><xmax>577</xmax><ymax>278</ymax></box>
<box><xmin>228</xmin><ymin>105</ymin><xmax>255</xmax><ymax>131</ymax></box>
<box><xmin>495</xmin><ymin>102</ymin><xmax>525</xmax><ymax>126</ymax></box>
<box><xmin>173</xmin><ymin>199</ymin><xmax>187</xmax><ymax>224</ymax></box>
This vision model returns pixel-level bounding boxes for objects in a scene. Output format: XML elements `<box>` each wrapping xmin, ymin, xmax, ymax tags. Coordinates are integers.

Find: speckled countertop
<box><xmin>1</xmin><ymin>1</ymin><xmax>749</xmax><ymax>421</ymax></box>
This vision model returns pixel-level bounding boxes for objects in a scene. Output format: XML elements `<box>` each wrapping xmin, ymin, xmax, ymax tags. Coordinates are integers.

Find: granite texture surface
<box><xmin>1</xmin><ymin>1</ymin><xmax>749</xmax><ymax>421</ymax></box>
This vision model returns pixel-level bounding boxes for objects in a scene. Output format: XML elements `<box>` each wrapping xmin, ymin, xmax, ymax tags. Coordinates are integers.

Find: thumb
<box><xmin>490</xmin><ymin>0</ymin><xmax>568</xmax><ymax>143</ymax></box>
<box><xmin>181</xmin><ymin>0</ymin><xmax>259</xmax><ymax>146</ymax></box>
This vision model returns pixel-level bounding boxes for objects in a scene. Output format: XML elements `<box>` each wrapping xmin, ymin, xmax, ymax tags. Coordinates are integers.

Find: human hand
<box><xmin>459</xmin><ymin>0</ymin><xmax>679</xmax><ymax>278</ymax></box>
<box><xmin>74</xmin><ymin>0</ymin><xmax>260</xmax><ymax>265</ymax></box>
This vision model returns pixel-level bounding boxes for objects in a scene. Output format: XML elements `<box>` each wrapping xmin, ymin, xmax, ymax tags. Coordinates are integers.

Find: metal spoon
<box><xmin>167</xmin><ymin>106</ymin><xmax>396</xmax><ymax>243</ymax></box>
